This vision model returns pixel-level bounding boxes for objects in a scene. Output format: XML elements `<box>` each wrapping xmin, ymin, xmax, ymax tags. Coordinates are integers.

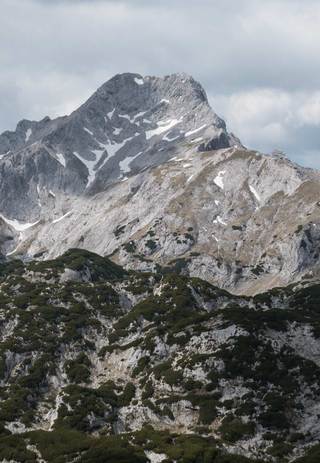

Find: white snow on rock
<box><xmin>185</xmin><ymin>124</ymin><xmax>207</xmax><ymax>138</ymax></box>
<box><xmin>25</xmin><ymin>128</ymin><xmax>32</xmax><ymax>142</ymax></box>
<box><xmin>160</xmin><ymin>98</ymin><xmax>170</xmax><ymax>104</ymax></box>
<box><xmin>0</xmin><ymin>214</ymin><xmax>39</xmax><ymax>232</ymax></box>
<box><xmin>113</xmin><ymin>127</ymin><xmax>123</xmax><ymax>135</ymax></box>
<box><xmin>119</xmin><ymin>114</ymin><xmax>132</xmax><ymax>122</ymax></box>
<box><xmin>134</xmin><ymin>77</ymin><xmax>144</xmax><ymax>85</ymax></box>
<box><xmin>98</xmin><ymin>134</ymin><xmax>140</xmax><ymax>169</ymax></box>
<box><xmin>83</xmin><ymin>127</ymin><xmax>94</xmax><ymax>136</ymax></box>
<box><xmin>49</xmin><ymin>190</ymin><xmax>56</xmax><ymax>198</ymax></box>
<box><xmin>163</xmin><ymin>133</ymin><xmax>180</xmax><ymax>142</ymax></box>
<box><xmin>55</xmin><ymin>152</ymin><xmax>66</xmax><ymax>168</ymax></box>
<box><xmin>213</xmin><ymin>215</ymin><xmax>227</xmax><ymax>226</ymax></box>
<box><xmin>146</xmin><ymin>119</ymin><xmax>182</xmax><ymax>140</ymax></box>
<box><xmin>249</xmin><ymin>185</ymin><xmax>261</xmax><ymax>202</ymax></box>
<box><xmin>119</xmin><ymin>151</ymin><xmax>143</xmax><ymax>174</ymax></box>
<box><xmin>107</xmin><ymin>108</ymin><xmax>115</xmax><ymax>119</ymax></box>
<box><xmin>133</xmin><ymin>111</ymin><xmax>147</xmax><ymax>122</ymax></box>
<box><xmin>73</xmin><ymin>151</ymin><xmax>98</xmax><ymax>186</ymax></box>
<box><xmin>52</xmin><ymin>211</ymin><xmax>72</xmax><ymax>224</ymax></box>
<box><xmin>75</xmin><ymin>134</ymin><xmax>140</xmax><ymax>186</ymax></box>
<box><xmin>214</xmin><ymin>170</ymin><xmax>226</xmax><ymax>189</ymax></box>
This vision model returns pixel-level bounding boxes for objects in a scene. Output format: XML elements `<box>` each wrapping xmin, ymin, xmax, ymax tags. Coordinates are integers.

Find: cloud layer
<box><xmin>1</xmin><ymin>0</ymin><xmax>320</xmax><ymax>167</ymax></box>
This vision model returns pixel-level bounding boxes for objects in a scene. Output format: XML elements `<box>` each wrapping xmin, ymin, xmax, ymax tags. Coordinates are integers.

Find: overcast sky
<box><xmin>1</xmin><ymin>0</ymin><xmax>320</xmax><ymax>167</ymax></box>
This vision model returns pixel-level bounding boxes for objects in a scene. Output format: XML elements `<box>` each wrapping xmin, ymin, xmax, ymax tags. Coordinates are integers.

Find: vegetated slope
<box><xmin>0</xmin><ymin>73</ymin><xmax>319</xmax><ymax>295</ymax></box>
<box><xmin>0</xmin><ymin>249</ymin><xmax>320</xmax><ymax>462</ymax></box>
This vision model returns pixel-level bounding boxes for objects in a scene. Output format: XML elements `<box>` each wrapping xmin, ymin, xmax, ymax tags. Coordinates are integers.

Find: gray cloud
<box><xmin>1</xmin><ymin>0</ymin><xmax>320</xmax><ymax>167</ymax></box>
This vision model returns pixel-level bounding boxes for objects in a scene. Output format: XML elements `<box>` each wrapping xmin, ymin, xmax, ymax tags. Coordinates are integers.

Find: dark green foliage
<box><xmin>0</xmin><ymin>249</ymin><xmax>320</xmax><ymax>462</ymax></box>
<box><xmin>55</xmin><ymin>384</ymin><xmax>117</xmax><ymax>432</ymax></box>
<box><xmin>145</xmin><ymin>239</ymin><xmax>157</xmax><ymax>251</ymax></box>
<box><xmin>142</xmin><ymin>380</ymin><xmax>154</xmax><ymax>399</ymax></box>
<box><xmin>294</xmin><ymin>444</ymin><xmax>320</xmax><ymax>462</ymax></box>
<box><xmin>118</xmin><ymin>382</ymin><xmax>136</xmax><ymax>406</ymax></box>
<box><xmin>114</xmin><ymin>224</ymin><xmax>126</xmax><ymax>237</ymax></box>
<box><xmin>65</xmin><ymin>353</ymin><xmax>91</xmax><ymax>383</ymax></box>
<box><xmin>251</xmin><ymin>264</ymin><xmax>264</xmax><ymax>276</ymax></box>
<box><xmin>123</xmin><ymin>241</ymin><xmax>137</xmax><ymax>253</ymax></box>
<box><xmin>0</xmin><ymin>435</ymin><xmax>36</xmax><ymax>462</ymax></box>
<box><xmin>28</xmin><ymin>248</ymin><xmax>127</xmax><ymax>282</ymax></box>
<box><xmin>133</xmin><ymin>356</ymin><xmax>150</xmax><ymax>376</ymax></box>
<box><xmin>219</xmin><ymin>415</ymin><xmax>255</xmax><ymax>443</ymax></box>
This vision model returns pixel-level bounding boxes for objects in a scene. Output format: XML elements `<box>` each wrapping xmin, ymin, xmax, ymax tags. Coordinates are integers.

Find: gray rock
<box><xmin>0</xmin><ymin>73</ymin><xmax>319</xmax><ymax>295</ymax></box>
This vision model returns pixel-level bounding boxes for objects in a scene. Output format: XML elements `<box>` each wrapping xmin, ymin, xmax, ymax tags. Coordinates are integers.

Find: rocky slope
<box><xmin>1</xmin><ymin>73</ymin><xmax>319</xmax><ymax>294</ymax></box>
<box><xmin>0</xmin><ymin>248</ymin><xmax>319</xmax><ymax>462</ymax></box>
<box><xmin>0</xmin><ymin>72</ymin><xmax>236</xmax><ymax>220</ymax></box>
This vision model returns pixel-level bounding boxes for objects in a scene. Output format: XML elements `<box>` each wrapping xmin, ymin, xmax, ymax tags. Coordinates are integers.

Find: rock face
<box><xmin>0</xmin><ymin>73</ymin><xmax>236</xmax><ymax>219</ymax></box>
<box><xmin>0</xmin><ymin>249</ymin><xmax>320</xmax><ymax>462</ymax></box>
<box><xmin>0</xmin><ymin>73</ymin><xmax>319</xmax><ymax>295</ymax></box>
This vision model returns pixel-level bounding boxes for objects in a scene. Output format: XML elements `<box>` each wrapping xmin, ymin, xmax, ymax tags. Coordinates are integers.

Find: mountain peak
<box><xmin>0</xmin><ymin>71</ymin><xmax>238</xmax><ymax>220</ymax></box>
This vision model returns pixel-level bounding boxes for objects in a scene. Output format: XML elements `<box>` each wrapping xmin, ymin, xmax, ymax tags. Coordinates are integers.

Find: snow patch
<box><xmin>0</xmin><ymin>214</ymin><xmax>39</xmax><ymax>232</ymax></box>
<box><xmin>25</xmin><ymin>128</ymin><xmax>32</xmax><ymax>142</ymax></box>
<box><xmin>134</xmin><ymin>77</ymin><xmax>144</xmax><ymax>85</ymax></box>
<box><xmin>83</xmin><ymin>127</ymin><xmax>94</xmax><ymax>136</ymax></box>
<box><xmin>52</xmin><ymin>211</ymin><xmax>72</xmax><ymax>224</ymax></box>
<box><xmin>73</xmin><ymin>151</ymin><xmax>98</xmax><ymax>186</ymax></box>
<box><xmin>146</xmin><ymin>119</ymin><xmax>182</xmax><ymax>140</ymax></box>
<box><xmin>113</xmin><ymin>127</ymin><xmax>123</xmax><ymax>135</ymax></box>
<box><xmin>213</xmin><ymin>215</ymin><xmax>227</xmax><ymax>226</ymax></box>
<box><xmin>133</xmin><ymin>111</ymin><xmax>147</xmax><ymax>122</ymax></box>
<box><xmin>119</xmin><ymin>114</ymin><xmax>132</xmax><ymax>122</ymax></box>
<box><xmin>185</xmin><ymin>124</ymin><xmax>207</xmax><ymax>138</ymax></box>
<box><xmin>77</xmin><ymin>133</ymin><xmax>140</xmax><ymax>185</ymax></box>
<box><xmin>119</xmin><ymin>151</ymin><xmax>143</xmax><ymax>174</ymax></box>
<box><xmin>163</xmin><ymin>133</ymin><xmax>180</xmax><ymax>142</ymax></box>
<box><xmin>249</xmin><ymin>185</ymin><xmax>261</xmax><ymax>202</ymax></box>
<box><xmin>55</xmin><ymin>152</ymin><xmax>66</xmax><ymax>168</ymax></box>
<box><xmin>107</xmin><ymin>108</ymin><xmax>115</xmax><ymax>119</ymax></box>
<box><xmin>214</xmin><ymin>170</ymin><xmax>226</xmax><ymax>189</ymax></box>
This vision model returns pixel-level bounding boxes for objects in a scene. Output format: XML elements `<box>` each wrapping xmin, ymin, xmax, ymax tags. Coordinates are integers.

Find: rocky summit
<box><xmin>0</xmin><ymin>74</ymin><xmax>320</xmax><ymax>463</ymax></box>
<box><xmin>0</xmin><ymin>73</ymin><xmax>319</xmax><ymax>295</ymax></box>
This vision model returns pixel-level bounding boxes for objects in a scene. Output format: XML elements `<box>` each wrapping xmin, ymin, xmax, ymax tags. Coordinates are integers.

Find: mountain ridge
<box><xmin>0</xmin><ymin>73</ymin><xmax>319</xmax><ymax>295</ymax></box>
